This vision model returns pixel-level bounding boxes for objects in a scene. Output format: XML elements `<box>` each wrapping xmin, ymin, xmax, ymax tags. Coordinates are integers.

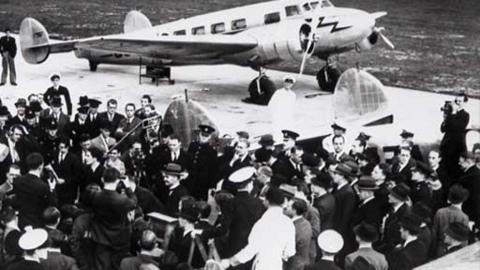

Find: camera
<box><xmin>440</xmin><ymin>100</ymin><xmax>453</xmax><ymax>115</ymax></box>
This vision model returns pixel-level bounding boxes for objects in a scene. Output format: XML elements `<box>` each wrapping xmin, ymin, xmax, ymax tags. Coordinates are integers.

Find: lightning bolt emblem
<box><xmin>316</xmin><ymin>17</ymin><xmax>352</xmax><ymax>33</ymax></box>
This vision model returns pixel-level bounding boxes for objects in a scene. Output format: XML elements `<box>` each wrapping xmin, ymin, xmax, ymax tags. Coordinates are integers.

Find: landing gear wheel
<box><xmin>246</xmin><ymin>76</ymin><xmax>277</xmax><ymax>105</ymax></box>
<box><xmin>89</xmin><ymin>61</ymin><xmax>98</xmax><ymax>72</ymax></box>
<box><xmin>316</xmin><ymin>65</ymin><xmax>342</xmax><ymax>92</ymax></box>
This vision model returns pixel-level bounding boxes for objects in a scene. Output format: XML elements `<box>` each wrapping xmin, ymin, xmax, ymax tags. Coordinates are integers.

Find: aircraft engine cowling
<box><xmin>246</xmin><ymin>21</ymin><xmax>309</xmax><ymax>65</ymax></box>
<box><xmin>356</xmin><ymin>32</ymin><xmax>378</xmax><ymax>51</ymax></box>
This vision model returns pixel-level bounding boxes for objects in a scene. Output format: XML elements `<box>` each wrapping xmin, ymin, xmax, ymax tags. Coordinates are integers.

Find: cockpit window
<box><xmin>264</xmin><ymin>12</ymin><xmax>281</xmax><ymax>24</ymax></box>
<box><xmin>321</xmin><ymin>0</ymin><xmax>333</xmax><ymax>7</ymax></box>
<box><xmin>211</xmin><ymin>23</ymin><xmax>225</xmax><ymax>34</ymax></box>
<box><xmin>192</xmin><ymin>26</ymin><xmax>205</xmax><ymax>35</ymax></box>
<box><xmin>232</xmin><ymin>18</ymin><xmax>247</xmax><ymax>30</ymax></box>
<box><xmin>310</xmin><ymin>1</ymin><xmax>319</xmax><ymax>9</ymax></box>
<box><xmin>285</xmin><ymin>5</ymin><xmax>300</xmax><ymax>16</ymax></box>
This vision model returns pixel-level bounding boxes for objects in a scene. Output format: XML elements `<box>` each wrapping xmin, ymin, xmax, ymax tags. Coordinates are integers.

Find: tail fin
<box><xmin>333</xmin><ymin>68</ymin><xmax>392</xmax><ymax>125</ymax></box>
<box><xmin>19</xmin><ymin>18</ymin><xmax>76</xmax><ymax>64</ymax></box>
<box><xmin>124</xmin><ymin>11</ymin><xmax>152</xmax><ymax>33</ymax></box>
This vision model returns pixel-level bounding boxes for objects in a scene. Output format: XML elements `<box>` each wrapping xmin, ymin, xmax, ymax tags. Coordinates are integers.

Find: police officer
<box><xmin>187</xmin><ymin>124</ymin><xmax>218</xmax><ymax>200</ymax></box>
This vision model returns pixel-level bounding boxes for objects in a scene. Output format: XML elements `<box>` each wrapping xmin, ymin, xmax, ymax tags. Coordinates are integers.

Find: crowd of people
<box><xmin>0</xmin><ymin>72</ymin><xmax>478</xmax><ymax>270</ymax></box>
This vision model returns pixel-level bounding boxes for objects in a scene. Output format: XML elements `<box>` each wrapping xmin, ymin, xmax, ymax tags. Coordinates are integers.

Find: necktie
<box><xmin>59</xmin><ymin>153</ymin><xmax>64</xmax><ymax>163</ymax></box>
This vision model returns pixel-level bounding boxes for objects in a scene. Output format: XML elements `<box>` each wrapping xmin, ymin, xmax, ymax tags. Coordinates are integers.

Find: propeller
<box><xmin>374</xmin><ymin>27</ymin><xmax>395</xmax><ymax>49</ymax></box>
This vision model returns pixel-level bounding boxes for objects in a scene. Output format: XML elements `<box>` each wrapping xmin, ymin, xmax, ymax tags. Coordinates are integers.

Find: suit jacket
<box><xmin>333</xmin><ymin>184</ymin><xmax>357</xmax><ymax>235</ymax></box>
<box><xmin>345</xmin><ymin>246</ymin><xmax>388</xmax><ymax>270</ymax></box>
<box><xmin>71</xmin><ymin>119</ymin><xmax>91</xmax><ymax>151</ymax></box>
<box><xmin>158</xmin><ymin>149</ymin><xmax>192</xmax><ymax>171</ymax></box>
<box><xmin>81</xmin><ymin>164</ymin><xmax>104</xmax><ymax>191</ymax></box>
<box><xmin>116</xmin><ymin>117</ymin><xmax>142</xmax><ymax>149</ymax></box>
<box><xmin>391</xmin><ymin>157</ymin><xmax>416</xmax><ymax>183</ymax></box>
<box><xmin>9</xmin><ymin>115</ymin><xmax>28</xmax><ymax>127</ymax></box>
<box><xmin>271</xmin><ymin>156</ymin><xmax>303</xmax><ymax>184</ymax></box>
<box><xmin>12</xmin><ymin>173</ymin><xmax>57</xmax><ymax>229</ymax></box>
<box><xmin>90</xmin><ymin>188</ymin><xmax>137</xmax><ymax>249</ymax></box>
<box><xmin>44</xmin><ymin>86</ymin><xmax>73</xmax><ymax>115</ymax></box>
<box><xmin>377</xmin><ymin>203</ymin><xmax>410</xmax><ymax>254</ymax></box>
<box><xmin>410</xmin><ymin>181</ymin><xmax>432</xmax><ymax>206</ymax></box>
<box><xmin>40</xmin><ymin>251</ymin><xmax>79</xmax><ymax>270</ymax></box>
<box><xmin>98</xmin><ymin>112</ymin><xmax>125</xmax><ymax>134</ymax></box>
<box><xmin>286</xmin><ymin>217</ymin><xmax>312</xmax><ymax>270</ymax></box>
<box><xmin>120</xmin><ymin>254</ymin><xmax>159</xmax><ymax>270</ymax></box>
<box><xmin>51</xmin><ymin>151</ymin><xmax>82</xmax><ymax>205</ymax></box>
<box><xmin>0</xmin><ymin>36</ymin><xmax>16</xmax><ymax>57</ymax></box>
<box><xmin>85</xmin><ymin>113</ymin><xmax>102</xmax><ymax>138</ymax></box>
<box><xmin>305</xmin><ymin>259</ymin><xmax>342</xmax><ymax>270</ymax></box>
<box><xmin>40</xmin><ymin>110</ymin><xmax>71</xmax><ymax>137</ymax></box>
<box><xmin>218</xmin><ymin>191</ymin><xmax>265</xmax><ymax>257</ymax></box>
<box><xmin>352</xmin><ymin>197</ymin><xmax>385</xmax><ymax>229</ymax></box>
<box><xmin>457</xmin><ymin>166</ymin><xmax>480</xmax><ymax>225</ymax></box>
<box><xmin>219</xmin><ymin>154</ymin><xmax>253</xmax><ymax>193</ymax></box>
<box><xmin>164</xmin><ymin>184</ymin><xmax>189</xmax><ymax>216</ymax></box>
<box><xmin>90</xmin><ymin>135</ymin><xmax>117</xmax><ymax>154</ymax></box>
<box><xmin>432</xmin><ymin>205</ymin><xmax>469</xmax><ymax>257</ymax></box>
<box><xmin>187</xmin><ymin>141</ymin><xmax>219</xmax><ymax>199</ymax></box>
<box><xmin>387</xmin><ymin>238</ymin><xmax>427</xmax><ymax>270</ymax></box>
<box><xmin>313</xmin><ymin>192</ymin><xmax>336</xmax><ymax>231</ymax></box>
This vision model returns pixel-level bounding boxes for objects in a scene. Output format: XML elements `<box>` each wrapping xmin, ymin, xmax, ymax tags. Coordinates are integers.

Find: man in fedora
<box><xmin>352</xmin><ymin>176</ymin><xmax>384</xmax><ymax>229</ymax></box>
<box><xmin>43</xmin><ymin>72</ymin><xmax>72</xmax><ymax>116</ymax></box>
<box><xmin>41</xmin><ymin>96</ymin><xmax>70</xmax><ymax>137</ymax></box>
<box><xmin>0</xmin><ymin>28</ymin><xmax>17</xmax><ymax>86</ymax></box>
<box><xmin>331</xmin><ymin>163</ymin><xmax>358</xmax><ymax>264</ymax></box>
<box><xmin>311</xmin><ymin>173</ymin><xmax>336</xmax><ymax>232</ymax></box>
<box><xmin>161</xmin><ymin>163</ymin><xmax>189</xmax><ymax>216</ymax></box>
<box><xmin>345</xmin><ymin>222</ymin><xmax>388</xmax><ymax>270</ymax></box>
<box><xmin>187</xmin><ymin>124</ymin><xmax>218</xmax><ymax>200</ymax></box>
<box><xmin>375</xmin><ymin>183</ymin><xmax>411</xmax><ymax>255</ymax></box>
<box><xmin>10</xmin><ymin>98</ymin><xmax>27</xmax><ymax>126</ymax></box>
<box><xmin>387</xmin><ymin>213</ymin><xmax>427</xmax><ymax>270</ymax></box>
<box><xmin>409</xmin><ymin>162</ymin><xmax>434</xmax><ymax>205</ymax></box>
<box><xmin>443</xmin><ymin>222</ymin><xmax>470</xmax><ymax>255</ymax></box>
<box><xmin>254</xmin><ymin>134</ymin><xmax>275</xmax><ymax>164</ymax></box>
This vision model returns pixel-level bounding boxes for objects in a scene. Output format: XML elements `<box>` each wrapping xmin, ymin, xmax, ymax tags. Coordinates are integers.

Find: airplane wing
<box><xmin>75</xmin><ymin>34</ymin><xmax>258</xmax><ymax>59</ymax></box>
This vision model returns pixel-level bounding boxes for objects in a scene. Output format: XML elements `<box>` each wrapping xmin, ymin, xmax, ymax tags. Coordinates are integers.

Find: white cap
<box><xmin>228</xmin><ymin>167</ymin><xmax>256</xmax><ymax>184</ymax></box>
<box><xmin>49</xmin><ymin>72</ymin><xmax>61</xmax><ymax>80</ymax></box>
<box><xmin>18</xmin><ymin>226</ymin><xmax>48</xmax><ymax>250</ymax></box>
<box><xmin>317</xmin><ymin>230</ymin><xmax>344</xmax><ymax>253</ymax></box>
<box><xmin>283</xmin><ymin>75</ymin><xmax>296</xmax><ymax>84</ymax></box>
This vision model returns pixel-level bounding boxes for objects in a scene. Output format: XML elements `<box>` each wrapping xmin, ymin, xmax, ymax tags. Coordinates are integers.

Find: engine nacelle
<box><xmin>356</xmin><ymin>32</ymin><xmax>378</xmax><ymax>51</ymax></box>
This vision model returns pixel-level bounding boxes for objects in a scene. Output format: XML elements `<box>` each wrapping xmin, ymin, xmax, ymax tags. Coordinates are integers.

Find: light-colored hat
<box><xmin>18</xmin><ymin>226</ymin><xmax>48</xmax><ymax>251</ymax></box>
<box><xmin>317</xmin><ymin>230</ymin><xmax>344</xmax><ymax>253</ymax></box>
<box><xmin>228</xmin><ymin>167</ymin><xmax>256</xmax><ymax>184</ymax></box>
<box><xmin>283</xmin><ymin>75</ymin><xmax>296</xmax><ymax>84</ymax></box>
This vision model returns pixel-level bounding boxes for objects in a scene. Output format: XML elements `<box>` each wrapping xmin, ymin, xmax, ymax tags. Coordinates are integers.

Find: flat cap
<box><xmin>357</xmin><ymin>176</ymin><xmax>379</xmax><ymax>191</ymax></box>
<box><xmin>162</xmin><ymin>163</ymin><xmax>183</xmax><ymax>176</ymax></box>
<box><xmin>389</xmin><ymin>183</ymin><xmax>410</xmax><ymax>201</ymax></box>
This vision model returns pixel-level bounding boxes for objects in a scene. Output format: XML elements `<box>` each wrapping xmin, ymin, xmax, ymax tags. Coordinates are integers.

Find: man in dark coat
<box><xmin>352</xmin><ymin>176</ymin><xmax>384</xmax><ymax>230</ymax></box>
<box><xmin>98</xmin><ymin>98</ymin><xmax>125</xmax><ymax>135</ymax></box>
<box><xmin>43</xmin><ymin>73</ymin><xmax>72</xmax><ymax>116</ymax></box>
<box><xmin>0</xmin><ymin>29</ymin><xmax>17</xmax><ymax>86</ymax></box>
<box><xmin>374</xmin><ymin>183</ymin><xmax>411</xmax><ymax>255</ymax></box>
<box><xmin>331</xmin><ymin>163</ymin><xmax>358</xmax><ymax>264</ymax></box>
<box><xmin>85</xmin><ymin>98</ymin><xmax>102</xmax><ymax>138</ymax></box>
<box><xmin>161</xmin><ymin>163</ymin><xmax>190</xmax><ymax>216</ymax></box>
<box><xmin>187</xmin><ymin>124</ymin><xmax>218</xmax><ymax>200</ymax></box>
<box><xmin>71</xmin><ymin>106</ymin><xmax>91</xmax><ymax>152</ymax></box>
<box><xmin>440</xmin><ymin>95</ymin><xmax>469</xmax><ymax>178</ymax></box>
<box><xmin>391</xmin><ymin>146</ymin><xmax>416</xmax><ymax>184</ymax></box>
<box><xmin>271</xmin><ymin>146</ymin><xmax>304</xmax><ymax>185</ymax></box>
<box><xmin>88</xmin><ymin>168</ymin><xmax>137</xmax><ymax>270</ymax></box>
<box><xmin>219</xmin><ymin>139</ymin><xmax>253</xmax><ymax>192</ymax></box>
<box><xmin>128</xmin><ymin>175</ymin><xmax>165</xmax><ymax>214</ymax></box>
<box><xmin>387</xmin><ymin>214</ymin><xmax>427</xmax><ymax>270</ymax></box>
<box><xmin>51</xmin><ymin>137</ymin><xmax>82</xmax><ymax>205</ymax></box>
<box><xmin>457</xmin><ymin>151</ymin><xmax>480</xmax><ymax>227</ymax></box>
<box><xmin>12</xmin><ymin>153</ymin><xmax>57</xmax><ymax>229</ymax></box>
<box><xmin>0</xmin><ymin>124</ymin><xmax>29</xmax><ymax>183</ymax></box>
<box><xmin>311</xmin><ymin>173</ymin><xmax>336</xmax><ymax>232</ymax></box>
<box><xmin>9</xmin><ymin>98</ymin><xmax>28</xmax><ymax>126</ymax></box>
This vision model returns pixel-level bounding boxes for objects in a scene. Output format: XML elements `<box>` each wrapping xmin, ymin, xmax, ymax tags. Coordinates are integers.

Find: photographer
<box><xmin>440</xmin><ymin>94</ymin><xmax>470</xmax><ymax>178</ymax></box>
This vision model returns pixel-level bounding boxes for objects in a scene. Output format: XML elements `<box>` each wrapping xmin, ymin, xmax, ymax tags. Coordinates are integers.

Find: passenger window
<box><xmin>264</xmin><ymin>12</ymin><xmax>281</xmax><ymax>24</ymax></box>
<box><xmin>192</xmin><ymin>26</ymin><xmax>205</xmax><ymax>35</ymax></box>
<box><xmin>310</xmin><ymin>1</ymin><xmax>319</xmax><ymax>9</ymax></box>
<box><xmin>173</xmin><ymin>30</ymin><xmax>186</xmax><ymax>36</ymax></box>
<box><xmin>211</xmin><ymin>23</ymin><xmax>226</xmax><ymax>34</ymax></box>
<box><xmin>303</xmin><ymin>3</ymin><xmax>311</xmax><ymax>11</ymax></box>
<box><xmin>231</xmin><ymin>19</ymin><xmax>247</xmax><ymax>30</ymax></box>
<box><xmin>285</xmin><ymin>5</ymin><xmax>300</xmax><ymax>16</ymax></box>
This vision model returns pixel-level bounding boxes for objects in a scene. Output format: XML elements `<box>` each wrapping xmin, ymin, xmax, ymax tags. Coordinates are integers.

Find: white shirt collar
<box><xmin>393</xmin><ymin>202</ymin><xmax>404</xmax><ymax>213</ymax></box>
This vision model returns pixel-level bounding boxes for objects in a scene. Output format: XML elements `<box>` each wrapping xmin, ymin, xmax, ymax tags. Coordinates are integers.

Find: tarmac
<box><xmin>1</xmin><ymin>37</ymin><xmax>479</xmax><ymax>148</ymax></box>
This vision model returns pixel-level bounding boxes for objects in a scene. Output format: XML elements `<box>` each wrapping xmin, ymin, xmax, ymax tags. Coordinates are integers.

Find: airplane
<box><xmin>19</xmin><ymin>0</ymin><xmax>394</xmax><ymax>92</ymax></box>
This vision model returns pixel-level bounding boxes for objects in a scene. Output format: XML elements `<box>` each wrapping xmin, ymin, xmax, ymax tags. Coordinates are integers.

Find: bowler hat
<box><xmin>14</xmin><ymin>98</ymin><xmax>27</xmax><ymax>107</ymax></box>
<box><xmin>357</xmin><ymin>176</ymin><xmax>378</xmax><ymax>191</ymax></box>
<box><xmin>162</xmin><ymin>163</ymin><xmax>183</xmax><ymax>176</ymax></box>
<box><xmin>78</xmin><ymin>96</ymin><xmax>90</xmax><ymax>107</ymax></box>
<box><xmin>50</xmin><ymin>96</ymin><xmax>63</xmax><ymax>107</ymax></box>
<box><xmin>0</xmin><ymin>106</ymin><xmax>9</xmax><ymax>117</ymax></box>
<box><xmin>445</xmin><ymin>222</ymin><xmax>470</xmax><ymax>242</ymax></box>
<box><xmin>198</xmin><ymin>124</ymin><xmax>215</xmax><ymax>135</ymax></box>
<box><xmin>400</xmin><ymin>129</ymin><xmax>414</xmax><ymax>138</ymax></box>
<box><xmin>259</xmin><ymin>134</ymin><xmax>274</xmax><ymax>146</ymax></box>
<box><xmin>179</xmin><ymin>201</ymin><xmax>199</xmax><ymax>222</ymax></box>
<box><xmin>25</xmin><ymin>108</ymin><xmax>35</xmax><ymax>119</ymax></box>
<box><xmin>389</xmin><ymin>183</ymin><xmax>410</xmax><ymax>201</ymax></box>
<box><xmin>29</xmin><ymin>101</ymin><xmax>43</xmax><ymax>112</ymax></box>
<box><xmin>282</xmin><ymin>129</ymin><xmax>299</xmax><ymax>140</ymax></box>
<box><xmin>311</xmin><ymin>172</ymin><xmax>332</xmax><ymax>189</ymax></box>
<box><xmin>400</xmin><ymin>213</ymin><xmax>422</xmax><ymax>234</ymax></box>
<box><xmin>353</xmin><ymin>222</ymin><xmax>379</xmax><ymax>242</ymax></box>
